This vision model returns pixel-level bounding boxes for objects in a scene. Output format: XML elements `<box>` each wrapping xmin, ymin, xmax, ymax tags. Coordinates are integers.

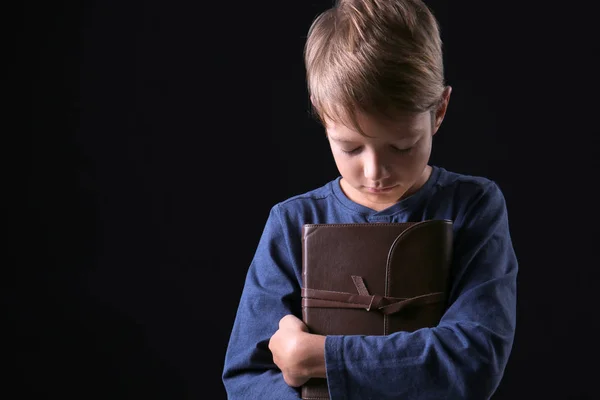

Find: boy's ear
<box><xmin>433</xmin><ymin>86</ymin><xmax>452</xmax><ymax>135</ymax></box>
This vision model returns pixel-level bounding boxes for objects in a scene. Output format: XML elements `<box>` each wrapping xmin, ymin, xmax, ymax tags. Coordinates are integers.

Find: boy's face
<box><xmin>324</xmin><ymin>90</ymin><xmax>450</xmax><ymax>212</ymax></box>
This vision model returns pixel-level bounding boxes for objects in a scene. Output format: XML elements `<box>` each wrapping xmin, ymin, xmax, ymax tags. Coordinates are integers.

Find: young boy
<box><xmin>222</xmin><ymin>0</ymin><xmax>518</xmax><ymax>398</ymax></box>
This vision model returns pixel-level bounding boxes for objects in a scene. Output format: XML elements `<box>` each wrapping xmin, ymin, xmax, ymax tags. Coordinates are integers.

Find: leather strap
<box><xmin>302</xmin><ymin>275</ymin><xmax>444</xmax><ymax>315</ymax></box>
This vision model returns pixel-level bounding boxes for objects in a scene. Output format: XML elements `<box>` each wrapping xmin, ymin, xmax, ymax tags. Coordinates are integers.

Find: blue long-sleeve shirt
<box><xmin>222</xmin><ymin>165</ymin><xmax>518</xmax><ymax>399</ymax></box>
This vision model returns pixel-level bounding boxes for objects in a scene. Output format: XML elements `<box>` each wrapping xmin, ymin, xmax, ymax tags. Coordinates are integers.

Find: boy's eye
<box><xmin>392</xmin><ymin>146</ymin><xmax>413</xmax><ymax>153</ymax></box>
<box><xmin>341</xmin><ymin>147</ymin><xmax>362</xmax><ymax>155</ymax></box>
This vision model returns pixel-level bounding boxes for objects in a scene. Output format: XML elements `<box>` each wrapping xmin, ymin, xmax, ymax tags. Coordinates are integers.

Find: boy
<box><xmin>222</xmin><ymin>0</ymin><xmax>518</xmax><ymax>398</ymax></box>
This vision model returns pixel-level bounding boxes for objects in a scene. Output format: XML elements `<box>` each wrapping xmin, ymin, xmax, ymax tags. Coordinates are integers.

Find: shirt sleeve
<box><xmin>325</xmin><ymin>181</ymin><xmax>518</xmax><ymax>400</ymax></box>
<box><xmin>222</xmin><ymin>205</ymin><xmax>302</xmax><ymax>399</ymax></box>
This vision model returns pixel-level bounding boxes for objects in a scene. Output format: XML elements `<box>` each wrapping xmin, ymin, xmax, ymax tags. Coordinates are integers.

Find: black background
<box><xmin>7</xmin><ymin>0</ymin><xmax>599</xmax><ymax>399</ymax></box>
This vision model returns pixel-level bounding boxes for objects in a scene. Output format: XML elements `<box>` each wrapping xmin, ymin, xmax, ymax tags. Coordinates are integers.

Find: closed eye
<box><xmin>341</xmin><ymin>147</ymin><xmax>362</xmax><ymax>155</ymax></box>
<box><xmin>391</xmin><ymin>146</ymin><xmax>413</xmax><ymax>154</ymax></box>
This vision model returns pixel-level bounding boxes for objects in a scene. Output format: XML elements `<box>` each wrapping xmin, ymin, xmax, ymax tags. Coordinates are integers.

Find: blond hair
<box><xmin>304</xmin><ymin>0</ymin><xmax>446</xmax><ymax>134</ymax></box>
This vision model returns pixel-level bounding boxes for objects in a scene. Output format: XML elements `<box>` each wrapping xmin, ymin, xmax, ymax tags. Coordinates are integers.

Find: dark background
<box><xmin>7</xmin><ymin>0</ymin><xmax>599</xmax><ymax>399</ymax></box>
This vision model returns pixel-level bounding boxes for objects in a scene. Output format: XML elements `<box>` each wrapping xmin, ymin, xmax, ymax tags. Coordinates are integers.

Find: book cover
<box><xmin>300</xmin><ymin>220</ymin><xmax>453</xmax><ymax>399</ymax></box>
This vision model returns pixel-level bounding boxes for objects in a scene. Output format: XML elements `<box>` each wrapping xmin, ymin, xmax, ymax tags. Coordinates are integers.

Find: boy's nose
<box><xmin>363</xmin><ymin>153</ymin><xmax>390</xmax><ymax>181</ymax></box>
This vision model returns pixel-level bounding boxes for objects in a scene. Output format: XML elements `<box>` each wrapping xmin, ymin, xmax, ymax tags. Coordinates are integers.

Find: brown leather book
<box><xmin>300</xmin><ymin>220</ymin><xmax>454</xmax><ymax>400</ymax></box>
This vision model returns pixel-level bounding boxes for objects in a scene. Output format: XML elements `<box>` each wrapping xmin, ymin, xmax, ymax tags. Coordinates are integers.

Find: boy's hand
<box><xmin>268</xmin><ymin>314</ymin><xmax>326</xmax><ymax>387</ymax></box>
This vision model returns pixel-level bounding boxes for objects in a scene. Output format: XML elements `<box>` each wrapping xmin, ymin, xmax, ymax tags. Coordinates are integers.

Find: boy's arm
<box><xmin>277</xmin><ymin>182</ymin><xmax>517</xmax><ymax>400</ymax></box>
<box><xmin>222</xmin><ymin>206</ymin><xmax>303</xmax><ymax>400</ymax></box>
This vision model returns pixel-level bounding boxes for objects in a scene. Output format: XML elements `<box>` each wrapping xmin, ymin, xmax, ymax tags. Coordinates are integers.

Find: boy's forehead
<box><xmin>326</xmin><ymin>112</ymin><xmax>429</xmax><ymax>140</ymax></box>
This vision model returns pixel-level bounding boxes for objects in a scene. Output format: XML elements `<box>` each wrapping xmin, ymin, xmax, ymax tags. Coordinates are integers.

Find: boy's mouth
<box><xmin>365</xmin><ymin>185</ymin><xmax>397</xmax><ymax>193</ymax></box>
